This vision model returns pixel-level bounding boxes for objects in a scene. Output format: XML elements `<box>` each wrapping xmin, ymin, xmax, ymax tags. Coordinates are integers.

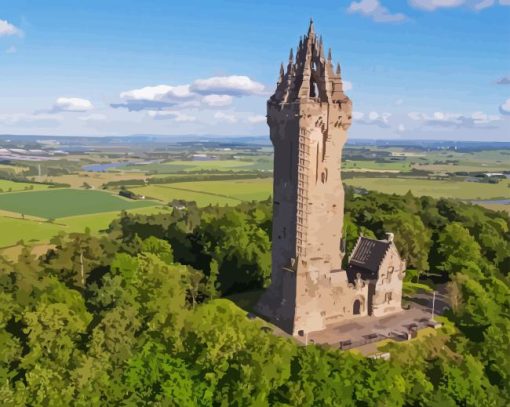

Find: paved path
<box><xmin>296</xmin><ymin>285</ymin><xmax>448</xmax><ymax>350</ymax></box>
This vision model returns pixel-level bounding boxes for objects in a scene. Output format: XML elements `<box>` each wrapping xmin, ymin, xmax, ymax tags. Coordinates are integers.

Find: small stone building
<box><xmin>347</xmin><ymin>234</ymin><xmax>406</xmax><ymax>317</ymax></box>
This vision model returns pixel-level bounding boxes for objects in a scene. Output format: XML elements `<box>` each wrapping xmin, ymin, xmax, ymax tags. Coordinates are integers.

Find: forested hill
<box><xmin>0</xmin><ymin>189</ymin><xmax>509</xmax><ymax>406</ymax></box>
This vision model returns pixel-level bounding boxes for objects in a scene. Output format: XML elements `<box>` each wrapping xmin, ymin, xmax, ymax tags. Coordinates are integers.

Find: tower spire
<box><xmin>308</xmin><ymin>18</ymin><xmax>314</xmax><ymax>36</ymax></box>
<box><xmin>328</xmin><ymin>48</ymin><xmax>332</xmax><ymax>62</ymax></box>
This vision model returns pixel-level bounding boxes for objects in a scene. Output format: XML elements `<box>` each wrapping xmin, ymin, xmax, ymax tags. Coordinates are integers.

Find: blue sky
<box><xmin>0</xmin><ymin>0</ymin><xmax>509</xmax><ymax>140</ymax></box>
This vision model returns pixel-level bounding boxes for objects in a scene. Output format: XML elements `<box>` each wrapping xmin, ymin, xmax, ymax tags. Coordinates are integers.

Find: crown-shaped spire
<box><xmin>270</xmin><ymin>20</ymin><xmax>349</xmax><ymax>105</ymax></box>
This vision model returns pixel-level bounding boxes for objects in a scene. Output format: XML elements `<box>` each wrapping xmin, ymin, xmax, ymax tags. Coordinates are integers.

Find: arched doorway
<box><xmin>353</xmin><ymin>299</ymin><xmax>361</xmax><ymax>315</ymax></box>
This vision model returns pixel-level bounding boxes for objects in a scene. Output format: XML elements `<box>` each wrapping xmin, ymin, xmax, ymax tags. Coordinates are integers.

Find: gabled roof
<box><xmin>348</xmin><ymin>237</ymin><xmax>392</xmax><ymax>274</ymax></box>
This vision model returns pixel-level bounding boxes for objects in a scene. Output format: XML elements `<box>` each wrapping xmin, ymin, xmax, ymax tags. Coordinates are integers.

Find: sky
<box><xmin>0</xmin><ymin>0</ymin><xmax>509</xmax><ymax>140</ymax></box>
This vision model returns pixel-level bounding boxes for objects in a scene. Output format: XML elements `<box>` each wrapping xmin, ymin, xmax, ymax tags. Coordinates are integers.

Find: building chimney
<box><xmin>386</xmin><ymin>232</ymin><xmax>394</xmax><ymax>243</ymax></box>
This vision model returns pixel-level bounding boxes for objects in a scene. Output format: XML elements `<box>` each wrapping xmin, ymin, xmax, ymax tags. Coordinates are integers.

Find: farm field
<box><xmin>345</xmin><ymin>177</ymin><xmax>510</xmax><ymax>200</ymax></box>
<box><xmin>0</xmin><ymin>188</ymin><xmax>157</xmax><ymax>218</ymax></box>
<box><xmin>479</xmin><ymin>203</ymin><xmax>510</xmax><ymax>214</ymax></box>
<box><xmin>58</xmin><ymin>205</ymin><xmax>171</xmax><ymax>235</ymax></box>
<box><xmin>0</xmin><ymin>217</ymin><xmax>63</xmax><ymax>247</ymax></box>
<box><xmin>132</xmin><ymin>178</ymin><xmax>273</xmax><ymax>206</ymax></box>
<box><xmin>124</xmin><ymin>159</ymin><xmax>272</xmax><ymax>173</ymax></box>
<box><xmin>0</xmin><ymin>179</ymin><xmax>50</xmax><ymax>193</ymax></box>
<box><xmin>0</xmin><ymin>205</ymin><xmax>171</xmax><ymax>251</ymax></box>
<box><xmin>33</xmin><ymin>171</ymin><xmax>148</xmax><ymax>188</ymax></box>
<box><xmin>343</xmin><ymin>160</ymin><xmax>411</xmax><ymax>172</ymax></box>
<box><xmin>0</xmin><ymin>163</ymin><xmax>28</xmax><ymax>174</ymax></box>
<box><xmin>131</xmin><ymin>185</ymin><xmax>240</xmax><ymax>207</ymax></box>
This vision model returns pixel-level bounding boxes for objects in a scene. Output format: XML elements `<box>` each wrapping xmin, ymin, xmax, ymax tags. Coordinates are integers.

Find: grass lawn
<box><xmin>0</xmin><ymin>179</ymin><xmax>50</xmax><ymax>193</ymax></box>
<box><xmin>346</xmin><ymin>177</ymin><xmax>510</xmax><ymax>200</ymax></box>
<box><xmin>0</xmin><ymin>188</ymin><xmax>157</xmax><ymax>218</ymax></box>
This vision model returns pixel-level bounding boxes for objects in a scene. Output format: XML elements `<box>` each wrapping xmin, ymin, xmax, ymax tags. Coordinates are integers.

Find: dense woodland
<box><xmin>1</xmin><ymin>188</ymin><xmax>509</xmax><ymax>406</ymax></box>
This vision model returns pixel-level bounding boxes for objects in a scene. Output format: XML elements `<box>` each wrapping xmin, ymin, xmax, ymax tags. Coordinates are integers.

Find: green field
<box><xmin>0</xmin><ymin>188</ymin><xmax>157</xmax><ymax>218</ymax></box>
<box><xmin>0</xmin><ymin>180</ymin><xmax>50</xmax><ymax>193</ymax></box>
<box><xmin>343</xmin><ymin>160</ymin><xmax>411</xmax><ymax>172</ymax></box>
<box><xmin>124</xmin><ymin>159</ymin><xmax>273</xmax><ymax>173</ymax></box>
<box><xmin>0</xmin><ymin>164</ymin><xmax>28</xmax><ymax>174</ymax></box>
<box><xmin>0</xmin><ymin>205</ymin><xmax>171</xmax><ymax>248</ymax></box>
<box><xmin>346</xmin><ymin>177</ymin><xmax>510</xmax><ymax>200</ymax></box>
<box><xmin>58</xmin><ymin>205</ymin><xmax>171</xmax><ymax>235</ymax></box>
<box><xmin>0</xmin><ymin>217</ymin><xmax>63</xmax><ymax>246</ymax></box>
<box><xmin>131</xmin><ymin>185</ymin><xmax>240</xmax><ymax>207</ymax></box>
<box><xmin>132</xmin><ymin>178</ymin><xmax>273</xmax><ymax>206</ymax></box>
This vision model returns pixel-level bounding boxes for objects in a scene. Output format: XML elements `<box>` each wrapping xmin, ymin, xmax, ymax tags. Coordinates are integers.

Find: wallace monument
<box><xmin>256</xmin><ymin>20</ymin><xmax>407</xmax><ymax>336</ymax></box>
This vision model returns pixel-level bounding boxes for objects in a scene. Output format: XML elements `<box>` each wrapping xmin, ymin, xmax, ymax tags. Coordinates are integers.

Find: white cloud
<box><xmin>348</xmin><ymin>0</ymin><xmax>407</xmax><ymax>22</ymax></box>
<box><xmin>409</xmin><ymin>0</ymin><xmax>465</xmax><ymax>10</ymax></box>
<box><xmin>5</xmin><ymin>46</ymin><xmax>16</xmax><ymax>54</ymax></box>
<box><xmin>499</xmin><ymin>99</ymin><xmax>510</xmax><ymax>115</ymax></box>
<box><xmin>191</xmin><ymin>75</ymin><xmax>265</xmax><ymax>96</ymax></box>
<box><xmin>353</xmin><ymin>111</ymin><xmax>392</xmax><ymax>127</ymax></box>
<box><xmin>0</xmin><ymin>113</ymin><xmax>61</xmax><ymax>127</ymax></box>
<box><xmin>0</xmin><ymin>19</ymin><xmax>22</xmax><ymax>37</ymax></box>
<box><xmin>409</xmin><ymin>111</ymin><xmax>501</xmax><ymax>127</ymax></box>
<box><xmin>247</xmin><ymin>115</ymin><xmax>266</xmax><ymax>124</ymax></box>
<box><xmin>214</xmin><ymin>111</ymin><xmax>238</xmax><ymax>123</ymax></box>
<box><xmin>343</xmin><ymin>81</ymin><xmax>353</xmax><ymax>91</ymax></box>
<box><xmin>409</xmin><ymin>0</ymin><xmax>509</xmax><ymax>10</ymax></box>
<box><xmin>147</xmin><ymin>110</ymin><xmax>196</xmax><ymax>122</ymax></box>
<box><xmin>53</xmin><ymin>97</ymin><xmax>93</xmax><ymax>112</ymax></box>
<box><xmin>397</xmin><ymin>124</ymin><xmax>406</xmax><ymax>132</ymax></box>
<box><xmin>113</xmin><ymin>75</ymin><xmax>264</xmax><ymax>111</ymax></box>
<box><xmin>78</xmin><ymin>113</ymin><xmax>107</xmax><ymax>121</ymax></box>
<box><xmin>202</xmin><ymin>94</ymin><xmax>233</xmax><ymax>107</ymax></box>
<box><xmin>474</xmin><ymin>0</ymin><xmax>495</xmax><ymax>10</ymax></box>
<box><xmin>114</xmin><ymin>84</ymin><xmax>195</xmax><ymax>111</ymax></box>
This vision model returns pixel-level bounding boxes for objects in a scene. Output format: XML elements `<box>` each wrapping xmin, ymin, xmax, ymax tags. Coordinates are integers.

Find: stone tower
<box><xmin>256</xmin><ymin>20</ymin><xmax>365</xmax><ymax>335</ymax></box>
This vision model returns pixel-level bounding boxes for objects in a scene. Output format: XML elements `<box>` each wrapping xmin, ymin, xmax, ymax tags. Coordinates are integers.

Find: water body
<box><xmin>82</xmin><ymin>162</ymin><xmax>132</xmax><ymax>172</ymax></box>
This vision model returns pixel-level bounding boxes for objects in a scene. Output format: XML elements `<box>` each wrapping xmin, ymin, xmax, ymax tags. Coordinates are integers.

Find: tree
<box><xmin>436</xmin><ymin>223</ymin><xmax>484</xmax><ymax>279</ymax></box>
<box><xmin>383</xmin><ymin>212</ymin><xmax>432</xmax><ymax>280</ymax></box>
<box><xmin>141</xmin><ymin>236</ymin><xmax>174</xmax><ymax>264</ymax></box>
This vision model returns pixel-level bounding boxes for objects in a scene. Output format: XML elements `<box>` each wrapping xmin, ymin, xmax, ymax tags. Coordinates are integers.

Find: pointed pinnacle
<box><xmin>328</xmin><ymin>48</ymin><xmax>332</xmax><ymax>61</ymax></box>
<box><xmin>308</xmin><ymin>18</ymin><xmax>314</xmax><ymax>36</ymax></box>
<box><xmin>289</xmin><ymin>48</ymin><xmax>294</xmax><ymax>62</ymax></box>
<box><xmin>336</xmin><ymin>63</ymin><xmax>341</xmax><ymax>75</ymax></box>
<box><xmin>280</xmin><ymin>63</ymin><xmax>285</xmax><ymax>76</ymax></box>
